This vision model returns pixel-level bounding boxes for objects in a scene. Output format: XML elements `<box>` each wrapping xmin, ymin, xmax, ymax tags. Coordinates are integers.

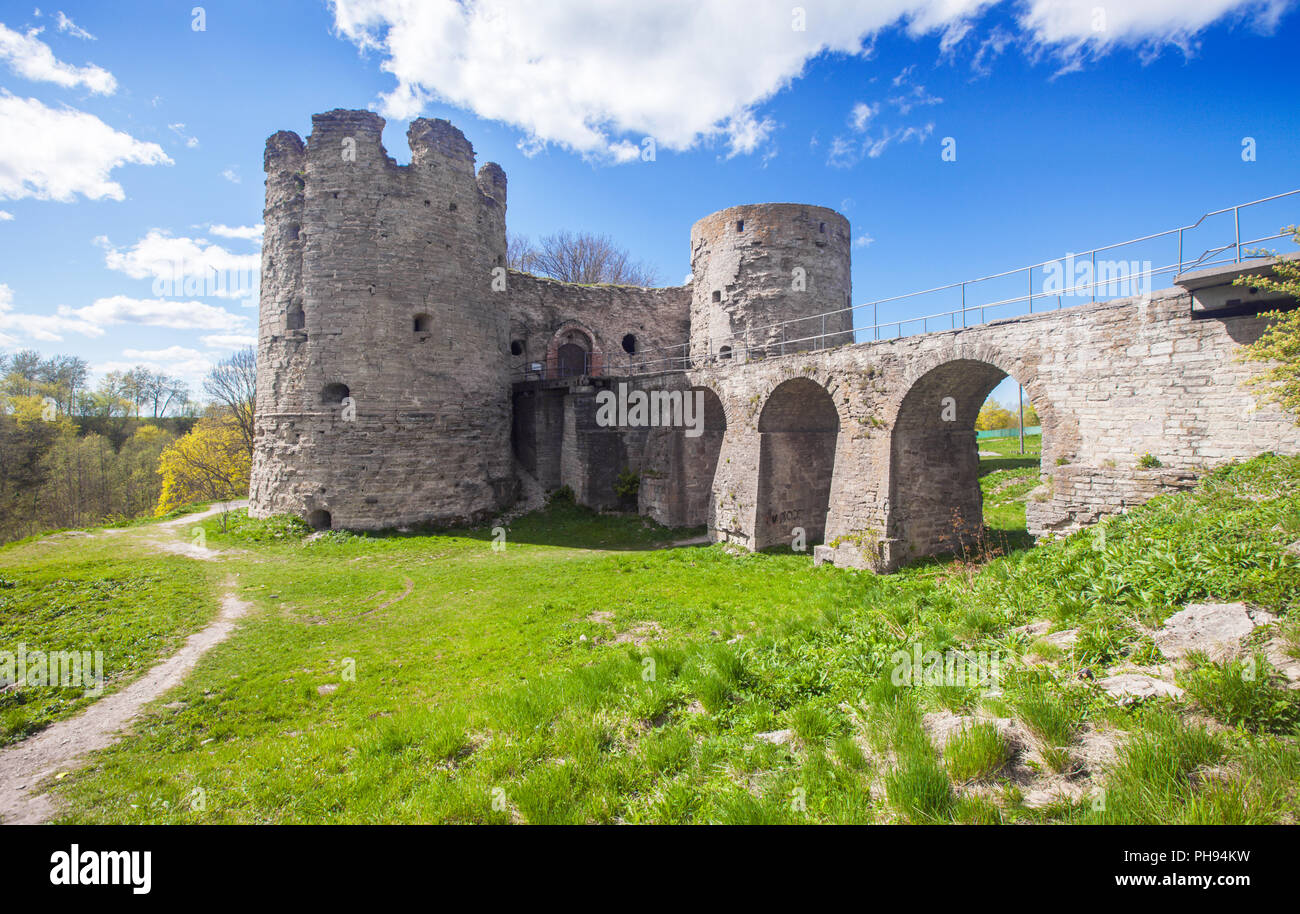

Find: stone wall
<box><xmin>507</xmin><ymin>273</ymin><xmax>691</xmax><ymax>378</ymax></box>
<box><xmin>250</xmin><ymin>110</ymin><xmax>515</xmax><ymax>530</ymax></box>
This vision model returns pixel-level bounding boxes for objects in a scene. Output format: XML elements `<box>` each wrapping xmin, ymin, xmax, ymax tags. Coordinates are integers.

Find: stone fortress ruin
<box><xmin>250</xmin><ymin>109</ymin><xmax>1300</xmax><ymax>571</ymax></box>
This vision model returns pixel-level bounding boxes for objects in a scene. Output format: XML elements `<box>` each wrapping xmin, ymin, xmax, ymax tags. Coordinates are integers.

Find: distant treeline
<box><xmin>0</xmin><ymin>347</ymin><xmax>255</xmax><ymax>545</ymax></box>
<box><xmin>0</xmin><ymin>414</ymin><xmax>178</xmax><ymax>543</ymax></box>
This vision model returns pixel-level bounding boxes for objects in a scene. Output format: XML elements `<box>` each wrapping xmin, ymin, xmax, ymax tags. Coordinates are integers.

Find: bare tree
<box><xmin>203</xmin><ymin>348</ymin><xmax>256</xmax><ymax>453</ymax></box>
<box><xmin>510</xmin><ymin>231</ymin><xmax>658</xmax><ymax>286</ymax></box>
<box><xmin>506</xmin><ymin>231</ymin><xmax>540</xmax><ymax>273</ymax></box>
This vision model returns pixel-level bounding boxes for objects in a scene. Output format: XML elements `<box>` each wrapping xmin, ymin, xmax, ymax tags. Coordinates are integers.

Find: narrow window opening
<box><xmin>621</xmin><ymin>333</ymin><xmax>637</xmax><ymax>354</ymax></box>
<box><xmin>736</xmin><ymin>220</ymin><xmax>744</xmax><ymax>232</ymax></box>
<box><xmin>719</xmin><ymin>346</ymin><xmax>733</xmax><ymax>360</ymax></box>
<box><xmin>413</xmin><ymin>313</ymin><xmax>432</xmax><ymax>332</ymax></box>
<box><xmin>321</xmin><ymin>383</ymin><xmax>349</xmax><ymax>405</ymax></box>
<box><xmin>510</xmin><ymin>339</ymin><xmax>524</xmax><ymax>356</ymax></box>
<box><xmin>286</xmin><ymin>305</ymin><xmax>305</xmax><ymax>331</ymax></box>
<box><xmin>819</xmin><ymin>222</ymin><xmax>826</xmax><ymax>233</ymax></box>
<box><xmin>306</xmin><ymin>509</ymin><xmax>332</xmax><ymax>531</ymax></box>
<box><xmin>712</xmin><ymin>290</ymin><xmax>721</xmax><ymax>303</ymax></box>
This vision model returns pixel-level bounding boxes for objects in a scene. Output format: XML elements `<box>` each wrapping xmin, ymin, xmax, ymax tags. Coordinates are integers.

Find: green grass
<box><xmin>944</xmin><ymin>722</ymin><xmax>1012</xmax><ymax>783</ymax></box>
<box><xmin>3</xmin><ymin>454</ymin><xmax>1297</xmax><ymax>824</ymax></box>
<box><xmin>0</xmin><ymin>539</ymin><xmax>219</xmax><ymax>746</ymax></box>
<box><xmin>978</xmin><ymin>433</ymin><xmax>1042</xmax><ymax>547</ymax></box>
<box><xmin>1178</xmin><ymin>653</ymin><xmax>1300</xmax><ymax>734</ymax></box>
<box><xmin>1011</xmin><ymin>681</ymin><xmax>1084</xmax><ymax>773</ymax></box>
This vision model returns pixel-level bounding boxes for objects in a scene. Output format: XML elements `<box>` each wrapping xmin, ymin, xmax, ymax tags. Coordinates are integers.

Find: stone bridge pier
<box><xmin>651</xmin><ymin>273</ymin><xmax>1300</xmax><ymax>571</ymax></box>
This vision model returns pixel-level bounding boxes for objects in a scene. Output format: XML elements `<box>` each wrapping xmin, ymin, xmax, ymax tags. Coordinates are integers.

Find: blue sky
<box><xmin>1</xmin><ymin>0</ymin><xmax>1298</xmax><ymax>407</ymax></box>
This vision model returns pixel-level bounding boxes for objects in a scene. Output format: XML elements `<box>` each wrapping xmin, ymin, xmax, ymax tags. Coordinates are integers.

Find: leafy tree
<box><xmin>1238</xmin><ymin>227</ymin><xmax>1300</xmax><ymax>421</ymax></box>
<box><xmin>975</xmin><ymin>400</ymin><xmax>1016</xmax><ymax>431</ymax></box>
<box><xmin>155</xmin><ymin>411</ymin><xmax>251</xmax><ymax>526</ymax></box>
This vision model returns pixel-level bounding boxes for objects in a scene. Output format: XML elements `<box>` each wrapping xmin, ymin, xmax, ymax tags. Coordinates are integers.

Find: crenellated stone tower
<box><xmin>249</xmin><ymin>110</ymin><xmax>515</xmax><ymax>530</ymax></box>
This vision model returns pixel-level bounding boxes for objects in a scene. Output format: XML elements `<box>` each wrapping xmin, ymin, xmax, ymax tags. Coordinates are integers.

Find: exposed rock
<box><xmin>1153</xmin><ymin>602</ymin><xmax>1270</xmax><ymax>661</ymax></box>
<box><xmin>316</xmin><ymin>683</ymin><xmax>338</xmax><ymax>696</ymax></box>
<box><xmin>1013</xmin><ymin>621</ymin><xmax>1051</xmax><ymax>638</ymax></box>
<box><xmin>1264</xmin><ymin>637</ymin><xmax>1300</xmax><ymax>690</ymax></box>
<box><xmin>755</xmin><ymin>728</ymin><xmax>794</xmax><ymax>746</ymax></box>
<box><xmin>1097</xmin><ymin>673</ymin><xmax>1184</xmax><ymax>704</ymax></box>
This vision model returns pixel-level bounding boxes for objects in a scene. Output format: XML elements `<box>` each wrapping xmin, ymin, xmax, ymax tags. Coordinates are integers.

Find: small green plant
<box><xmin>613</xmin><ymin>469</ymin><xmax>640</xmax><ymax>506</ymax></box>
<box><xmin>1138</xmin><ymin>453</ymin><xmax>1163</xmax><ymax>469</ymax></box>
<box><xmin>547</xmin><ymin>485</ymin><xmax>575</xmax><ymax>505</ymax></box>
<box><xmin>1179</xmin><ymin>654</ymin><xmax>1300</xmax><ymax>734</ymax></box>
<box><xmin>1012</xmin><ymin>685</ymin><xmax>1080</xmax><ymax>773</ymax></box>
<box><xmin>944</xmin><ymin>722</ymin><xmax>1011</xmax><ymax>782</ymax></box>
<box><xmin>885</xmin><ymin>756</ymin><xmax>954</xmax><ymax>822</ymax></box>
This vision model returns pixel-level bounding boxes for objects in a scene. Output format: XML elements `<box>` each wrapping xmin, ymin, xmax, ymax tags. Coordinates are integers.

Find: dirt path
<box><xmin>0</xmin><ymin>503</ymin><xmax>252</xmax><ymax>825</ymax></box>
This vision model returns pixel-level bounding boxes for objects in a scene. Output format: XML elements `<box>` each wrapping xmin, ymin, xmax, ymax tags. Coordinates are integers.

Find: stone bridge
<box><xmin>513</xmin><ymin>262</ymin><xmax>1300</xmax><ymax>571</ymax></box>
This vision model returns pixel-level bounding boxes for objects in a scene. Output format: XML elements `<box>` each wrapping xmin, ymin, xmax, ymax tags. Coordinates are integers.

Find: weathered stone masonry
<box><xmin>251</xmin><ymin>109</ymin><xmax>1299</xmax><ymax>571</ymax></box>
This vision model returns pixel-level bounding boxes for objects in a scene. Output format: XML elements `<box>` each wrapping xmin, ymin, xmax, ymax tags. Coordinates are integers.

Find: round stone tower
<box><xmin>249</xmin><ymin>110</ymin><xmax>515</xmax><ymax>530</ymax></box>
<box><xmin>689</xmin><ymin>203</ymin><xmax>851</xmax><ymax>363</ymax></box>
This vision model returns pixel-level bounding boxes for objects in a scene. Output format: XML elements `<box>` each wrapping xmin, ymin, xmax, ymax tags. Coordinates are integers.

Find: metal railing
<box><xmin>512</xmin><ymin>351</ymin><xmax>593</xmax><ymax>382</ymax></box>
<box><xmin>612</xmin><ymin>189</ymin><xmax>1299</xmax><ymax>374</ymax></box>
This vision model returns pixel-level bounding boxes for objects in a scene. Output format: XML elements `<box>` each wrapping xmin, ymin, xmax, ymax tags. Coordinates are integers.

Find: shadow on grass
<box><xmin>979</xmin><ymin>456</ymin><xmax>1041</xmax><ymax>476</ymax></box>
<box><xmin>321</xmin><ymin>500</ymin><xmax>708</xmax><ymax>553</ymax></box>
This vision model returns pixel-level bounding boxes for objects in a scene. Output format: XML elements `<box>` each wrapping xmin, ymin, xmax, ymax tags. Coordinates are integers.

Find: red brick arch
<box><xmin>545</xmin><ymin>321</ymin><xmax>603</xmax><ymax>378</ymax></box>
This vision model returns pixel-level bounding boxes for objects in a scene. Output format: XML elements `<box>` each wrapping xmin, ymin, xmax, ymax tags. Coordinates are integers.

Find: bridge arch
<box><xmin>755</xmin><ymin>376</ymin><xmax>840</xmax><ymax>550</ymax></box>
<box><xmin>886</xmin><ymin>349</ymin><xmax>1053</xmax><ymax>563</ymax></box>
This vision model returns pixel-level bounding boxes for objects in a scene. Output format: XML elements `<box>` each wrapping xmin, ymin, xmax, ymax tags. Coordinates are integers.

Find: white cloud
<box><xmin>122</xmin><ymin>346</ymin><xmax>205</xmax><ymax>361</ymax></box>
<box><xmin>220</xmin><ymin>167</ymin><xmax>240</xmax><ymax>184</ymax></box>
<box><xmin>328</xmin><ymin>0</ymin><xmax>992</xmax><ymax>161</ymax></box>
<box><xmin>55</xmin><ymin>12</ymin><xmax>95</xmax><ymax>40</ymax></box>
<box><xmin>1017</xmin><ymin>0</ymin><xmax>1291</xmax><ymax>72</ymax></box>
<box><xmin>971</xmin><ymin>25</ymin><xmax>1015</xmax><ymax>76</ymax></box>
<box><xmin>95</xmin><ymin>356</ymin><xmax>213</xmax><ymax>388</ymax></box>
<box><xmin>887</xmin><ymin>65</ymin><xmax>943</xmax><ymax>113</ymax></box>
<box><xmin>722</xmin><ymin>110</ymin><xmax>777</xmax><ymax>159</ymax></box>
<box><xmin>850</xmin><ymin>102</ymin><xmax>879</xmax><ymax>131</ymax></box>
<box><xmin>97</xmin><ymin>230</ymin><xmax>260</xmax><ymax>302</ymax></box>
<box><xmin>854</xmin><ymin>233</ymin><xmax>875</xmax><ymax>248</ymax></box>
<box><xmin>867</xmin><ymin>122</ymin><xmax>934</xmax><ymax>158</ymax></box>
<box><xmin>209</xmin><ymin>223</ymin><xmax>264</xmax><ymax>242</ymax></box>
<box><xmin>0</xmin><ymin>22</ymin><xmax>114</xmax><ymax>93</ymax></box>
<box><xmin>200</xmin><ymin>333</ymin><xmax>257</xmax><ymax>350</ymax></box>
<box><xmin>0</xmin><ymin>281</ymin><xmax>103</xmax><ymax>341</ymax></box>
<box><xmin>168</xmin><ymin>122</ymin><xmax>199</xmax><ymax>148</ymax></box>
<box><xmin>330</xmin><ymin>0</ymin><xmax>1288</xmax><ymax>160</ymax></box>
<box><xmin>59</xmin><ymin>295</ymin><xmax>249</xmax><ymax>332</ymax></box>
<box><xmin>0</xmin><ymin>210</ymin><xmax>12</xmax><ymax>221</ymax></box>
<box><xmin>0</xmin><ymin>93</ymin><xmax>172</xmax><ymax>203</ymax></box>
